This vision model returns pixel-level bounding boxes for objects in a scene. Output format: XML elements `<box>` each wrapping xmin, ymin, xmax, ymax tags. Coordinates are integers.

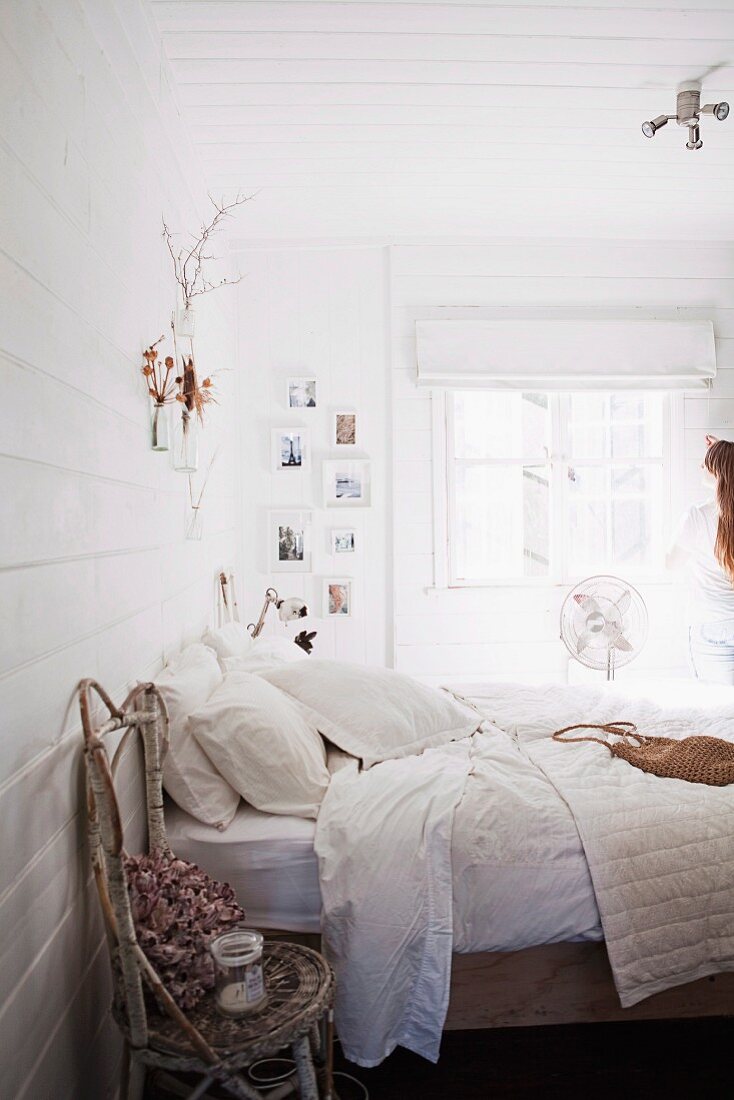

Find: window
<box><xmin>443</xmin><ymin>391</ymin><xmax>670</xmax><ymax>585</ymax></box>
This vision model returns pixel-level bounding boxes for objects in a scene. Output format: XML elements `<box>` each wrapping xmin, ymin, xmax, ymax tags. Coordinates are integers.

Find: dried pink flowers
<box><xmin>124</xmin><ymin>852</ymin><xmax>245</xmax><ymax>1011</ymax></box>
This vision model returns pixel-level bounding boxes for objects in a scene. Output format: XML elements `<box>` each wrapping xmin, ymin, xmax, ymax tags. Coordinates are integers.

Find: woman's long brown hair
<box><xmin>704</xmin><ymin>439</ymin><xmax>734</xmax><ymax>582</ymax></box>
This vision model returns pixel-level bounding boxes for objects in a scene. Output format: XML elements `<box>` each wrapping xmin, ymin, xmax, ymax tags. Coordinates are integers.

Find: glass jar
<box><xmin>151</xmin><ymin>402</ymin><xmax>169</xmax><ymax>451</ymax></box>
<box><xmin>185</xmin><ymin>505</ymin><xmax>203</xmax><ymax>541</ymax></box>
<box><xmin>174</xmin><ymin>305</ymin><xmax>196</xmax><ymax>339</ymax></box>
<box><xmin>210</xmin><ymin>930</ymin><xmax>267</xmax><ymax>1017</ymax></box>
<box><xmin>173</xmin><ymin>408</ymin><xmax>198</xmax><ymax>473</ymax></box>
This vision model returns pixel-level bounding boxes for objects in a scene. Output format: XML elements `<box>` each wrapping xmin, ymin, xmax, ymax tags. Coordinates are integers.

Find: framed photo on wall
<box><xmin>271</xmin><ymin>428</ymin><xmax>310</xmax><ymax>472</ymax></box>
<box><xmin>268</xmin><ymin>510</ymin><xmax>312</xmax><ymax>573</ymax></box>
<box><xmin>332</xmin><ymin>410</ymin><xmax>357</xmax><ymax>447</ymax></box>
<box><xmin>331</xmin><ymin>528</ymin><xmax>356</xmax><ymax>554</ymax></box>
<box><xmin>287</xmin><ymin>377</ymin><xmax>317</xmax><ymax>409</ymax></box>
<box><xmin>323</xmin><ymin>460</ymin><xmax>371</xmax><ymax>507</ymax></box>
<box><xmin>324</xmin><ymin>578</ymin><xmax>352</xmax><ymax>617</ymax></box>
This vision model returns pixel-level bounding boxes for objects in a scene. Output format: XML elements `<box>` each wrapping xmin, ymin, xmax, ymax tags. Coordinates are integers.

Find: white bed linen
<box><xmin>315</xmin><ymin>718</ymin><xmax>603</xmax><ymax>1067</ymax></box>
<box><xmin>315</xmin><ymin>681</ymin><xmax>734</xmax><ymax>1068</ymax></box>
<box><xmin>165</xmin><ymin>799</ymin><xmax>322</xmax><ymax>933</ymax></box>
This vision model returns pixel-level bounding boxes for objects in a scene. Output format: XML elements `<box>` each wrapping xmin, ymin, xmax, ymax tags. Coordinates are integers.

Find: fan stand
<box><xmin>607</xmin><ymin>648</ymin><xmax>615</xmax><ymax>682</ymax></box>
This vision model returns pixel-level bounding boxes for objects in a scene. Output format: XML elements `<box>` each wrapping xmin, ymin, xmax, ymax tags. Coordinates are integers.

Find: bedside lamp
<box><xmin>247</xmin><ymin>587</ymin><xmax>309</xmax><ymax>639</ymax></box>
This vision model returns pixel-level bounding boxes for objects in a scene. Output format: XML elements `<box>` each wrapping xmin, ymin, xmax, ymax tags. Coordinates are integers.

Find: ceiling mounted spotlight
<box><xmin>686</xmin><ymin>124</ymin><xmax>703</xmax><ymax>151</ymax></box>
<box><xmin>701</xmin><ymin>101</ymin><xmax>730</xmax><ymax>121</ymax></box>
<box><xmin>641</xmin><ymin>114</ymin><xmax>669</xmax><ymax>138</ymax></box>
<box><xmin>640</xmin><ymin>81</ymin><xmax>729</xmax><ymax>150</ymax></box>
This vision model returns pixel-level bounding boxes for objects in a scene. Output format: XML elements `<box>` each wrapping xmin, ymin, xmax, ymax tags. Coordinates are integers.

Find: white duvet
<box><xmin>314</xmin><ymin>680</ymin><xmax>734</xmax><ymax>1067</ymax></box>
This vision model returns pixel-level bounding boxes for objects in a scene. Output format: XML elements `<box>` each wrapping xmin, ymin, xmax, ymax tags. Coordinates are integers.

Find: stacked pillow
<box><xmin>155</xmin><ymin>643</ymin><xmax>239</xmax><ymax>830</ymax></box>
<box><xmin>160</xmin><ymin>633</ymin><xmax>482</xmax><ymax>830</ymax></box>
<box><xmin>258</xmin><ymin>660</ymin><xmax>481</xmax><ymax>769</ymax></box>
<box><xmin>189</xmin><ymin>671</ymin><xmax>329</xmax><ymax>819</ymax></box>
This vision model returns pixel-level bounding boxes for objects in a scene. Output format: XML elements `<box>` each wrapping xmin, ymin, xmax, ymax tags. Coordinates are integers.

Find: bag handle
<box><xmin>552</xmin><ymin>722</ymin><xmax>643</xmax><ymax>753</ymax></box>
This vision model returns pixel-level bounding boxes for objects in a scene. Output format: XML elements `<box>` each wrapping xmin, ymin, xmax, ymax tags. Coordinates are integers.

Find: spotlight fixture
<box><xmin>641</xmin><ymin>82</ymin><xmax>729</xmax><ymax>150</ymax></box>
<box><xmin>641</xmin><ymin>115</ymin><xmax>669</xmax><ymax>138</ymax></box>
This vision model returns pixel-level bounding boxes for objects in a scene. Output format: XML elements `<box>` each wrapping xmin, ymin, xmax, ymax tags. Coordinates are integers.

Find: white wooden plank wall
<box><xmin>391</xmin><ymin>241</ymin><xmax>734</xmax><ymax>685</ymax></box>
<box><xmin>235</xmin><ymin>246</ymin><xmax>389</xmax><ymax>665</ymax></box>
<box><xmin>0</xmin><ymin>2</ymin><xmax>240</xmax><ymax>1096</ymax></box>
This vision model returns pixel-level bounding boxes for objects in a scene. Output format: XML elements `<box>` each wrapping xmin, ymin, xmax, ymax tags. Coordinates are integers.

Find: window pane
<box><xmin>567</xmin><ymin>466</ymin><xmax>608</xmax><ymax>572</ymax></box>
<box><xmin>453</xmin><ymin>463</ymin><xmax>549</xmax><ymax>579</ymax></box>
<box><xmin>453</xmin><ymin>391</ymin><xmax>548</xmax><ymax>462</ymax></box>
<box><xmin>567</xmin><ymin>463</ymin><xmax>662</xmax><ymax>575</ymax></box>
<box><xmin>523</xmin><ymin>465</ymin><xmax>550</xmax><ymax>576</ymax></box>
<box><xmin>569</xmin><ymin>395</ymin><xmax>608</xmax><ymax>458</ymax></box>
<box><xmin>569</xmin><ymin>393</ymin><xmax>663</xmax><ymax>460</ymax></box>
<box><xmin>609</xmin><ymin>394</ymin><xmax>664</xmax><ymax>459</ymax></box>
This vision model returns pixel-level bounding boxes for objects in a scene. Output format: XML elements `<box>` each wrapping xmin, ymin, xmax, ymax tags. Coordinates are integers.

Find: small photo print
<box><xmin>272</xmin><ymin>428</ymin><xmax>309</xmax><ymax>472</ymax></box>
<box><xmin>323</xmin><ymin>460</ymin><xmax>371</xmax><ymax>508</ymax></box>
<box><xmin>269</xmin><ymin>510</ymin><xmax>312</xmax><ymax>573</ymax></box>
<box><xmin>336</xmin><ymin>470</ymin><xmax>362</xmax><ymax>499</ymax></box>
<box><xmin>287</xmin><ymin>378</ymin><xmax>317</xmax><ymax>409</ymax></box>
<box><xmin>326</xmin><ymin>579</ymin><xmax>352</xmax><ymax>617</ymax></box>
<box><xmin>279</xmin><ymin>524</ymin><xmax>304</xmax><ymax>562</ymax></box>
<box><xmin>334</xmin><ymin>410</ymin><xmax>357</xmax><ymax>447</ymax></box>
<box><xmin>332</xmin><ymin>528</ymin><xmax>356</xmax><ymax>554</ymax></box>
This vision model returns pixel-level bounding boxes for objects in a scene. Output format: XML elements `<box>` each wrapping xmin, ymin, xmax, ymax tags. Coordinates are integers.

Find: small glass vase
<box><xmin>174</xmin><ymin>305</ymin><xmax>196</xmax><ymax>339</ymax></box>
<box><xmin>185</xmin><ymin>506</ymin><xmax>203</xmax><ymax>541</ymax></box>
<box><xmin>150</xmin><ymin>402</ymin><xmax>169</xmax><ymax>451</ymax></box>
<box><xmin>173</xmin><ymin>409</ymin><xmax>199</xmax><ymax>473</ymax></box>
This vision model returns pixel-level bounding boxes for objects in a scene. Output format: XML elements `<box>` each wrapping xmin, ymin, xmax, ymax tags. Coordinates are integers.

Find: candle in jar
<box><xmin>211</xmin><ymin>929</ymin><xmax>268</xmax><ymax>1017</ymax></box>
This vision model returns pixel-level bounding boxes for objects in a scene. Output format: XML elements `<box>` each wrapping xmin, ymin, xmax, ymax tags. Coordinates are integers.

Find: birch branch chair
<box><xmin>79</xmin><ymin>679</ymin><xmax>335</xmax><ymax>1100</ymax></box>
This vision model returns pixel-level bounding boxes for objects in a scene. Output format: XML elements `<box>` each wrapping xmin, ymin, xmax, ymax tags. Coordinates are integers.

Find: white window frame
<box><xmin>432</xmin><ymin>390</ymin><xmax>678</xmax><ymax>589</ymax></box>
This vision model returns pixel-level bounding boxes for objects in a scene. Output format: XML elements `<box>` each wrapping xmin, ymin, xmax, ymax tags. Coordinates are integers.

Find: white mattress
<box><xmin>165</xmin><ymin>799</ymin><xmax>322</xmax><ymax>933</ymax></box>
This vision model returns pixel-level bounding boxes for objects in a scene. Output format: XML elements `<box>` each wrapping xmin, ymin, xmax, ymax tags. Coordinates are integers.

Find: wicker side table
<box><xmin>135</xmin><ymin>941</ymin><xmax>335</xmax><ymax>1100</ymax></box>
<box><xmin>78</xmin><ymin>679</ymin><xmax>336</xmax><ymax>1100</ymax></box>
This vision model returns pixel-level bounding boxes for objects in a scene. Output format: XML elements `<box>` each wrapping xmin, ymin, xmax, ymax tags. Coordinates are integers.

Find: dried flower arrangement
<box><xmin>124</xmin><ymin>851</ymin><xmax>245</xmax><ymax>1011</ymax></box>
<box><xmin>162</xmin><ymin>193</ymin><xmax>251</xmax><ymax>309</ymax></box>
<box><xmin>174</xmin><ymin>351</ymin><xmax>217</xmax><ymax>424</ymax></box>
<box><xmin>141</xmin><ymin>335</ymin><xmax>178</xmax><ymax>406</ymax></box>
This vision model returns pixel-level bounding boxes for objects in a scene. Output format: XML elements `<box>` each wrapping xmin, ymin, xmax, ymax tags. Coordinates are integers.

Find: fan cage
<box><xmin>560</xmin><ymin>574</ymin><xmax>648</xmax><ymax>675</ymax></box>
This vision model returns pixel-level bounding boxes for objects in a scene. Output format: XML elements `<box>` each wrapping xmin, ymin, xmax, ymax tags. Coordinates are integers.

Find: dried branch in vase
<box><xmin>141</xmin><ymin>336</ymin><xmax>178</xmax><ymax>404</ymax></box>
<box><xmin>188</xmin><ymin>448</ymin><xmax>220</xmax><ymax>510</ymax></box>
<box><xmin>162</xmin><ymin>193</ymin><xmax>252</xmax><ymax>307</ymax></box>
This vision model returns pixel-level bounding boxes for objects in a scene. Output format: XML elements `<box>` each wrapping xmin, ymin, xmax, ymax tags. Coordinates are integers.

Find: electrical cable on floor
<box><xmin>247</xmin><ymin>1057</ymin><xmax>369</xmax><ymax>1098</ymax></box>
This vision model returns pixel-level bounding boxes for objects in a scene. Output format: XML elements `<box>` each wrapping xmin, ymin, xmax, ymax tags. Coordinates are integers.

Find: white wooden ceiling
<box><xmin>151</xmin><ymin>1</ymin><xmax>734</xmax><ymax>241</ymax></box>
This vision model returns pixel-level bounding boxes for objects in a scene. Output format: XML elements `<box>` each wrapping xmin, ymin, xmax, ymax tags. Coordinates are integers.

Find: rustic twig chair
<box><xmin>79</xmin><ymin>678</ymin><xmax>335</xmax><ymax>1100</ymax></box>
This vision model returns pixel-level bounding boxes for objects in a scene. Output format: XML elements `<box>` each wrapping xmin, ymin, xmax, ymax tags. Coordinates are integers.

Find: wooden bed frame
<box><xmin>269</xmin><ymin>933</ymin><xmax>734</xmax><ymax>1030</ymax></box>
<box><xmin>447</xmin><ymin>943</ymin><xmax>734</xmax><ymax>1029</ymax></box>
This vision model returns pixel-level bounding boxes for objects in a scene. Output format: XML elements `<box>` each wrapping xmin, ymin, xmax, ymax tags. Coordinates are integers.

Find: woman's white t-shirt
<box><xmin>671</xmin><ymin>500</ymin><xmax>734</xmax><ymax>624</ymax></box>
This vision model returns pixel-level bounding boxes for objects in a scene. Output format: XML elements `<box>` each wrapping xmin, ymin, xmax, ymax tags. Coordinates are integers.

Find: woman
<box><xmin>667</xmin><ymin>435</ymin><xmax>734</xmax><ymax>684</ymax></box>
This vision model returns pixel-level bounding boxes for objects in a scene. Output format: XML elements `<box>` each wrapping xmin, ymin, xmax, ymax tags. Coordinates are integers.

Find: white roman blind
<box><xmin>415</xmin><ymin>319</ymin><xmax>716</xmax><ymax>390</ymax></box>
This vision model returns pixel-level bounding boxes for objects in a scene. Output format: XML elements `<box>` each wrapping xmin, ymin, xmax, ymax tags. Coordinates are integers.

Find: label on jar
<box><xmin>246</xmin><ymin>963</ymin><xmax>264</xmax><ymax>1004</ymax></box>
<box><xmin>218</xmin><ymin>982</ymin><xmax>247</xmax><ymax>1013</ymax></box>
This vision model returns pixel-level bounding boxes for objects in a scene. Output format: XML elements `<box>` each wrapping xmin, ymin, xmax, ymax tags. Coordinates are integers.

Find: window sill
<box><xmin>425</xmin><ymin>576</ymin><xmax>678</xmax><ymax>592</ymax></box>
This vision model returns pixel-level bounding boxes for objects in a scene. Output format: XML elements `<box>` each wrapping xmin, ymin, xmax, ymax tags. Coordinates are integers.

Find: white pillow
<box><xmin>202</xmin><ymin>621</ymin><xmax>254</xmax><ymax>662</ymax></box>
<box><xmin>155</xmin><ymin>644</ymin><xmax>239</xmax><ymax>829</ymax></box>
<box><xmin>222</xmin><ymin>635</ymin><xmax>309</xmax><ymax>674</ymax></box>
<box><xmin>189</xmin><ymin>671</ymin><xmax>330</xmax><ymax>819</ymax></box>
<box><xmin>260</xmin><ymin>660</ymin><xmax>481</xmax><ymax>769</ymax></box>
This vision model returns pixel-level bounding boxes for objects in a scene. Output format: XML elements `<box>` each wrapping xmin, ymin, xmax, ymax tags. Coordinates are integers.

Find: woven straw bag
<box><xmin>552</xmin><ymin>721</ymin><xmax>734</xmax><ymax>787</ymax></box>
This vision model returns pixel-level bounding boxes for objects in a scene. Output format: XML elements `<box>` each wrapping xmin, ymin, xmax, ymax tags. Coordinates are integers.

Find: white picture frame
<box><xmin>323</xmin><ymin>578</ymin><xmax>352</xmax><ymax>618</ymax></box>
<box><xmin>332</xmin><ymin>409</ymin><xmax>357</xmax><ymax>447</ymax></box>
<box><xmin>271</xmin><ymin>428</ymin><xmax>310</xmax><ymax>473</ymax></box>
<box><xmin>287</xmin><ymin>377</ymin><xmax>317</xmax><ymax>409</ymax></box>
<box><xmin>268</xmin><ymin>510</ymin><xmax>312</xmax><ymax>573</ymax></box>
<box><xmin>330</xmin><ymin>528</ymin><xmax>356</xmax><ymax>555</ymax></box>
<box><xmin>323</xmin><ymin>460</ymin><xmax>371</xmax><ymax>508</ymax></box>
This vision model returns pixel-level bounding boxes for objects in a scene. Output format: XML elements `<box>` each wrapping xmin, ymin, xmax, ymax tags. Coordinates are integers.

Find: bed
<box><xmin>163</xmin><ymin>667</ymin><xmax>734</xmax><ymax>1069</ymax></box>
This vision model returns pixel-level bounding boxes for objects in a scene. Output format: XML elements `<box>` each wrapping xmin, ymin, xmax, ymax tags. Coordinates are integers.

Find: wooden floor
<box><xmin>147</xmin><ymin>1017</ymin><xmax>733</xmax><ymax>1099</ymax></box>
